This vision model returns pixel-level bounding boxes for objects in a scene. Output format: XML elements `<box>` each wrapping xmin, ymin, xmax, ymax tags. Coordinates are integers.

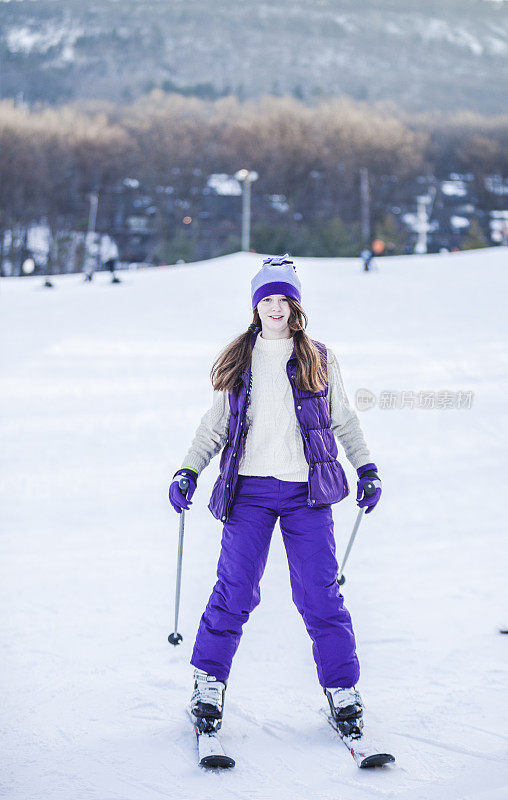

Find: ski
<box><xmin>323</xmin><ymin>710</ymin><xmax>395</xmax><ymax>768</ymax></box>
<box><xmin>187</xmin><ymin>708</ymin><xmax>235</xmax><ymax>769</ymax></box>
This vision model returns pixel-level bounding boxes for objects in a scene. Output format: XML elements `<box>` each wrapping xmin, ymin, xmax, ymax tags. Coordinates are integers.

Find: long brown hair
<box><xmin>210</xmin><ymin>297</ymin><xmax>327</xmax><ymax>393</ymax></box>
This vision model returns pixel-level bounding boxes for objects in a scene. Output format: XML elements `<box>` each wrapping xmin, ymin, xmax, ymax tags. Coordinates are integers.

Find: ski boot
<box><xmin>189</xmin><ymin>668</ymin><xmax>227</xmax><ymax>734</ymax></box>
<box><xmin>324</xmin><ymin>685</ymin><xmax>364</xmax><ymax>738</ymax></box>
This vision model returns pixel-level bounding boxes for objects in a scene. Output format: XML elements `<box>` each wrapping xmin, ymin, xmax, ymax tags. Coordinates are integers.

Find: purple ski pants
<box><xmin>191</xmin><ymin>475</ymin><xmax>359</xmax><ymax>688</ymax></box>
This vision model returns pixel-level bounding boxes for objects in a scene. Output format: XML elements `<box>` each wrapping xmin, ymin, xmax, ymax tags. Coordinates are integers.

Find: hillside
<box><xmin>1</xmin><ymin>0</ymin><xmax>507</xmax><ymax>113</ymax></box>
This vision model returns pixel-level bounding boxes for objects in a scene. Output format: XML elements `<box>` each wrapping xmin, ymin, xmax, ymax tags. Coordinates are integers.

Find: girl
<box><xmin>168</xmin><ymin>254</ymin><xmax>381</xmax><ymax>734</ymax></box>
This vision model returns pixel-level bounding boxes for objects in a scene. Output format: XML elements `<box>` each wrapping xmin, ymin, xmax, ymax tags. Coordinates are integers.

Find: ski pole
<box><xmin>336</xmin><ymin>480</ymin><xmax>376</xmax><ymax>587</ymax></box>
<box><xmin>168</xmin><ymin>476</ymin><xmax>190</xmax><ymax>646</ymax></box>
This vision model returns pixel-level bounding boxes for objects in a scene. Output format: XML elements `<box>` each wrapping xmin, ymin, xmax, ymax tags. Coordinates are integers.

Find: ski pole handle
<box><xmin>336</xmin><ymin>480</ymin><xmax>377</xmax><ymax>587</ymax></box>
<box><xmin>361</xmin><ymin>479</ymin><xmax>376</xmax><ymax>498</ymax></box>
<box><xmin>168</xmin><ymin>476</ymin><xmax>190</xmax><ymax>646</ymax></box>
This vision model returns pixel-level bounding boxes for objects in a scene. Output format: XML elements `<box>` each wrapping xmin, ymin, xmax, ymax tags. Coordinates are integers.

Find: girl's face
<box><xmin>257</xmin><ymin>294</ymin><xmax>291</xmax><ymax>337</ymax></box>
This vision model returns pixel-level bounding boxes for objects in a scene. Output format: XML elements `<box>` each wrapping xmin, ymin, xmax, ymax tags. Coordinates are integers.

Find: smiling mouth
<box><xmin>270</xmin><ymin>316</ymin><xmax>283</xmax><ymax>319</ymax></box>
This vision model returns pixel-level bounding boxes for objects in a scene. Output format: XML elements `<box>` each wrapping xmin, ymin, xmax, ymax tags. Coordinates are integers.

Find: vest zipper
<box><xmin>222</xmin><ymin>372</ymin><xmax>252</xmax><ymax>521</ymax></box>
<box><xmin>289</xmin><ymin>372</ymin><xmax>315</xmax><ymax>508</ymax></box>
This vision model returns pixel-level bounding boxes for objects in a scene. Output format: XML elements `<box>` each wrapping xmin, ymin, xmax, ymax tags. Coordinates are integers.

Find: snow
<box><xmin>1</xmin><ymin>248</ymin><xmax>508</xmax><ymax>799</ymax></box>
<box><xmin>5</xmin><ymin>24</ymin><xmax>83</xmax><ymax>56</ymax></box>
<box><xmin>441</xmin><ymin>181</ymin><xmax>468</xmax><ymax>198</ymax></box>
<box><xmin>206</xmin><ymin>174</ymin><xmax>242</xmax><ymax>196</ymax></box>
<box><xmin>485</xmin><ymin>176</ymin><xmax>508</xmax><ymax>196</ymax></box>
<box><xmin>450</xmin><ymin>215</ymin><xmax>470</xmax><ymax>229</ymax></box>
<box><xmin>421</xmin><ymin>19</ymin><xmax>484</xmax><ymax>55</ymax></box>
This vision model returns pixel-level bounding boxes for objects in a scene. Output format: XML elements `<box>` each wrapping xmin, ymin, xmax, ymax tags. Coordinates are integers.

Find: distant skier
<box><xmin>361</xmin><ymin>248</ymin><xmax>374</xmax><ymax>272</ymax></box>
<box><xmin>168</xmin><ymin>254</ymin><xmax>382</xmax><ymax>747</ymax></box>
<box><xmin>105</xmin><ymin>258</ymin><xmax>121</xmax><ymax>283</ymax></box>
<box><xmin>101</xmin><ymin>235</ymin><xmax>121</xmax><ymax>283</ymax></box>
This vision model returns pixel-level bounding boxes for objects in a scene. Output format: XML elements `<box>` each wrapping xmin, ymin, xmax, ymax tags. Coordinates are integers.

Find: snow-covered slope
<box><xmin>1</xmin><ymin>249</ymin><xmax>507</xmax><ymax>799</ymax></box>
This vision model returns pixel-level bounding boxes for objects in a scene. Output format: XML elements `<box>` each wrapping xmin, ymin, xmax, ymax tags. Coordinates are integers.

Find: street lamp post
<box><xmin>359</xmin><ymin>167</ymin><xmax>370</xmax><ymax>245</ymax></box>
<box><xmin>235</xmin><ymin>169</ymin><xmax>258</xmax><ymax>251</ymax></box>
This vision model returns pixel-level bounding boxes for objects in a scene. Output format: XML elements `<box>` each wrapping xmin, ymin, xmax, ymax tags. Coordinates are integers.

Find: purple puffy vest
<box><xmin>208</xmin><ymin>326</ymin><xmax>349</xmax><ymax>522</ymax></box>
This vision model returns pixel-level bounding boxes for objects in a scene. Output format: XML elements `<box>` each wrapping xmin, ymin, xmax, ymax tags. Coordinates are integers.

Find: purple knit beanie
<box><xmin>251</xmin><ymin>253</ymin><xmax>302</xmax><ymax>310</ymax></box>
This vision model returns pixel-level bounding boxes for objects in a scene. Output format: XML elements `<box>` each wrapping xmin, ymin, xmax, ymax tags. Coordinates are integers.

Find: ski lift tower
<box><xmin>84</xmin><ymin>191</ymin><xmax>100</xmax><ymax>279</ymax></box>
<box><xmin>413</xmin><ymin>187</ymin><xmax>436</xmax><ymax>254</ymax></box>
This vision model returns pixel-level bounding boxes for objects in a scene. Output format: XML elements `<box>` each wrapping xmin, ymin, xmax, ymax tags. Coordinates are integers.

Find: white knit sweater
<box><xmin>180</xmin><ymin>334</ymin><xmax>372</xmax><ymax>481</ymax></box>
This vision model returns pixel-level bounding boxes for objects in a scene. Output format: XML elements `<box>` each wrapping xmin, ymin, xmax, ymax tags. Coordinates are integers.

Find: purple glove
<box><xmin>169</xmin><ymin>468</ymin><xmax>197</xmax><ymax>514</ymax></box>
<box><xmin>356</xmin><ymin>463</ymin><xmax>382</xmax><ymax>514</ymax></box>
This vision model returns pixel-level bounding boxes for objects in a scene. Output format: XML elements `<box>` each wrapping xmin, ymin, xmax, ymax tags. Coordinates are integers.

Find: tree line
<box><xmin>1</xmin><ymin>92</ymin><xmax>507</xmax><ymax>264</ymax></box>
